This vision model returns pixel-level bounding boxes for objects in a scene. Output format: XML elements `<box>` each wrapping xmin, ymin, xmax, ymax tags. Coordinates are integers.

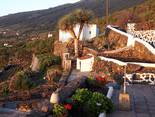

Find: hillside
<box><xmin>101</xmin><ymin>0</ymin><xmax>155</xmax><ymax>30</ymax></box>
<box><xmin>0</xmin><ymin>0</ymin><xmax>144</xmax><ymax>36</ymax></box>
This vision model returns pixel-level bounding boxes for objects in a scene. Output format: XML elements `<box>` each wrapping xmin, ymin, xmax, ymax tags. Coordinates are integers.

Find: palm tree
<box><xmin>58</xmin><ymin>9</ymin><xmax>94</xmax><ymax>57</ymax></box>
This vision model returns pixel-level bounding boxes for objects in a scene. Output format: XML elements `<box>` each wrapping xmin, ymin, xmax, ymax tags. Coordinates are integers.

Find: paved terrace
<box><xmin>108</xmin><ymin>84</ymin><xmax>155</xmax><ymax>117</ymax></box>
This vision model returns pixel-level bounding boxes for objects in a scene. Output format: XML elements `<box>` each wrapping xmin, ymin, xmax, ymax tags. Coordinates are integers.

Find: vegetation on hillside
<box><xmin>0</xmin><ymin>0</ymin><xmax>145</xmax><ymax>36</ymax></box>
<box><xmin>15</xmin><ymin>70</ymin><xmax>36</xmax><ymax>91</ymax></box>
<box><xmin>37</xmin><ymin>53</ymin><xmax>61</xmax><ymax>71</ymax></box>
<box><xmin>95</xmin><ymin>0</ymin><xmax>155</xmax><ymax>31</ymax></box>
<box><xmin>0</xmin><ymin>37</ymin><xmax>55</xmax><ymax>70</ymax></box>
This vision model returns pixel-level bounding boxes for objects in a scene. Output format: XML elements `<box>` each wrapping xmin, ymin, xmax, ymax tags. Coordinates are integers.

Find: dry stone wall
<box><xmin>108</xmin><ymin>30</ymin><xmax>128</xmax><ymax>49</ymax></box>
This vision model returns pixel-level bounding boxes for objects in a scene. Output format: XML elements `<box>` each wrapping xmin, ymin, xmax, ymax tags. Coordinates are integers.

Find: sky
<box><xmin>0</xmin><ymin>0</ymin><xmax>80</xmax><ymax>16</ymax></box>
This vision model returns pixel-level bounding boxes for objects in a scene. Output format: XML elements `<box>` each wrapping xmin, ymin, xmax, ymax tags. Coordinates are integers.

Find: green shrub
<box><xmin>86</xmin><ymin>75</ymin><xmax>97</xmax><ymax>87</ymax></box>
<box><xmin>46</xmin><ymin>65</ymin><xmax>62</xmax><ymax>83</ymax></box>
<box><xmin>0</xmin><ymin>48</ymin><xmax>9</xmax><ymax>69</ymax></box>
<box><xmin>37</xmin><ymin>53</ymin><xmax>61</xmax><ymax>71</ymax></box>
<box><xmin>72</xmin><ymin>88</ymin><xmax>92</xmax><ymax>105</ymax></box>
<box><xmin>15</xmin><ymin>71</ymin><xmax>35</xmax><ymax>90</ymax></box>
<box><xmin>53</xmin><ymin>104</ymin><xmax>67</xmax><ymax>117</ymax></box>
<box><xmin>86</xmin><ymin>92</ymin><xmax>114</xmax><ymax>117</ymax></box>
<box><xmin>2</xmin><ymin>82</ymin><xmax>9</xmax><ymax>97</ymax></box>
<box><xmin>71</xmin><ymin>88</ymin><xmax>114</xmax><ymax>117</ymax></box>
<box><xmin>26</xmin><ymin>38</ymin><xmax>55</xmax><ymax>54</ymax></box>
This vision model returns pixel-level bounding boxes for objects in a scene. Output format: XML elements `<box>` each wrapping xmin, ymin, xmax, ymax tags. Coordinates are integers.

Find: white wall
<box><xmin>77</xmin><ymin>56</ymin><xmax>94</xmax><ymax>72</ymax></box>
<box><xmin>82</xmin><ymin>24</ymin><xmax>99</xmax><ymax>40</ymax></box>
<box><xmin>59</xmin><ymin>24</ymin><xmax>99</xmax><ymax>42</ymax></box>
<box><xmin>59</xmin><ymin>30</ymin><xmax>73</xmax><ymax>42</ymax></box>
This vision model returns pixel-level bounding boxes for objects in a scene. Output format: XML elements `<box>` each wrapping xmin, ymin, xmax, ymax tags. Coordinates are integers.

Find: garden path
<box><xmin>0</xmin><ymin>107</ymin><xmax>29</xmax><ymax>117</ymax></box>
<box><xmin>107</xmin><ymin>84</ymin><xmax>155</xmax><ymax>117</ymax></box>
<box><xmin>67</xmin><ymin>69</ymin><xmax>89</xmax><ymax>83</ymax></box>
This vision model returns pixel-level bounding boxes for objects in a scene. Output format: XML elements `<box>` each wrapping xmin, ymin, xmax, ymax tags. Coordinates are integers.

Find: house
<box><xmin>59</xmin><ymin>24</ymin><xmax>99</xmax><ymax>42</ymax></box>
<box><xmin>3</xmin><ymin>43</ymin><xmax>13</xmax><ymax>48</ymax></box>
<box><xmin>48</xmin><ymin>32</ymin><xmax>53</xmax><ymax>38</ymax></box>
<box><xmin>77</xmin><ymin>54</ymin><xmax>94</xmax><ymax>72</ymax></box>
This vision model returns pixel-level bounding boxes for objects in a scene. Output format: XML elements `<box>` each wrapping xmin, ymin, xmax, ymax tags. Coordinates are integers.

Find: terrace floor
<box><xmin>107</xmin><ymin>84</ymin><xmax>155</xmax><ymax>117</ymax></box>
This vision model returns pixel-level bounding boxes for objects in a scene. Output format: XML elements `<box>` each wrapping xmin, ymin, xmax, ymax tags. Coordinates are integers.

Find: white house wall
<box><xmin>81</xmin><ymin>57</ymin><xmax>94</xmax><ymax>72</ymax></box>
<box><xmin>83</xmin><ymin>24</ymin><xmax>99</xmax><ymax>40</ymax></box>
<box><xmin>59</xmin><ymin>30</ymin><xmax>73</xmax><ymax>42</ymax></box>
<box><xmin>59</xmin><ymin>24</ymin><xmax>99</xmax><ymax>42</ymax></box>
<box><xmin>77</xmin><ymin>57</ymin><xmax>94</xmax><ymax>72</ymax></box>
<box><xmin>76</xmin><ymin>58</ymin><xmax>81</xmax><ymax>70</ymax></box>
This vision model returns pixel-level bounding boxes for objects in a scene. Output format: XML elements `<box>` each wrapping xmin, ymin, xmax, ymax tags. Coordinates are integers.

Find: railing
<box><xmin>132</xmin><ymin>32</ymin><xmax>155</xmax><ymax>48</ymax></box>
<box><xmin>126</xmin><ymin>73</ymin><xmax>155</xmax><ymax>85</ymax></box>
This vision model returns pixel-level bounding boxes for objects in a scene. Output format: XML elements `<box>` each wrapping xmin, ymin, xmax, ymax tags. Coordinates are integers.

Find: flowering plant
<box><xmin>64</xmin><ymin>104</ymin><xmax>72</xmax><ymax>110</ymax></box>
<box><xmin>95</xmin><ymin>75</ymin><xmax>106</xmax><ymax>82</ymax></box>
<box><xmin>53</xmin><ymin>104</ymin><xmax>68</xmax><ymax>117</ymax></box>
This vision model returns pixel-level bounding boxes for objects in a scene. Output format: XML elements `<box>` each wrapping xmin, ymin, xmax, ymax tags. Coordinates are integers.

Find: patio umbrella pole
<box><xmin>119</xmin><ymin>64</ymin><xmax>130</xmax><ymax>111</ymax></box>
<box><xmin>123</xmin><ymin>65</ymin><xmax>127</xmax><ymax>94</ymax></box>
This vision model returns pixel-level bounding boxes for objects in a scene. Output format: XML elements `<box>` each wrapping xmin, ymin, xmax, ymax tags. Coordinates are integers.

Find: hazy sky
<box><xmin>0</xmin><ymin>0</ymin><xmax>80</xmax><ymax>16</ymax></box>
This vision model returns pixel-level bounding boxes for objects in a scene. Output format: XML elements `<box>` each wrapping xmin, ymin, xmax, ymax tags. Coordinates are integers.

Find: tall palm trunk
<box><xmin>74</xmin><ymin>38</ymin><xmax>79</xmax><ymax>57</ymax></box>
<box><xmin>74</xmin><ymin>24</ymin><xmax>84</xmax><ymax>57</ymax></box>
<box><xmin>69</xmin><ymin>30</ymin><xmax>79</xmax><ymax>57</ymax></box>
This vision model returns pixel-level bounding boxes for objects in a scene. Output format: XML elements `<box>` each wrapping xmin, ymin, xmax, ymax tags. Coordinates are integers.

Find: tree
<box><xmin>58</xmin><ymin>9</ymin><xmax>94</xmax><ymax>57</ymax></box>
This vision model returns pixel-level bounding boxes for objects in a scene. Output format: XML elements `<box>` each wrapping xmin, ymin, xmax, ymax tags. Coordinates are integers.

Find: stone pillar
<box><xmin>30</xmin><ymin>54</ymin><xmax>40</xmax><ymax>72</ymax></box>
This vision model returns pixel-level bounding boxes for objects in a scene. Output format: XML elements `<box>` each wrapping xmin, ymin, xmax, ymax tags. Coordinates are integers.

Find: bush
<box><xmin>37</xmin><ymin>53</ymin><xmax>61</xmax><ymax>71</ymax></box>
<box><xmin>2</xmin><ymin>82</ymin><xmax>9</xmax><ymax>97</ymax></box>
<box><xmin>0</xmin><ymin>48</ymin><xmax>9</xmax><ymax>69</ymax></box>
<box><xmin>71</xmin><ymin>88</ymin><xmax>114</xmax><ymax>117</ymax></box>
<box><xmin>86</xmin><ymin>74</ymin><xmax>96</xmax><ymax>86</ymax></box>
<box><xmin>15</xmin><ymin>71</ymin><xmax>35</xmax><ymax>90</ymax></box>
<box><xmin>53</xmin><ymin>104</ymin><xmax>68</xmax><ymax>117</ymax></box>
<box><xmin>71</xmin><ymin>88</ymin><xmax>92</xmax><ymax>105</ymax></box>
<box><xmin>86</xmin><ymin>74</ymin><xmax>109</xmax><ymax>88</ymax></box>
<box><xmin>46</xmin><ymin>65</ymin><xmax>62</xmax><ymax>83</ymax></box>
<box><xmin>86</xmin><ymin>92</ymin><xmax>114</xmax><ymax>117</ymax></box>
<box><xmin>26</xmin><ymin>38</ymin><xmax>55</xmax><ymax>54</ymax></box>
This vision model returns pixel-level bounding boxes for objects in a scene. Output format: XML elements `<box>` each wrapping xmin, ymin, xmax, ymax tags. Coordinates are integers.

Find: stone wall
<box><xmin>93</xmin><ymin>58</ymin><xmax>155</xmax><ymax>74</ymax></box>
<box><xmin>101</xmin><ymin>40</ymin><xmax>155</xmax><ymax>63</ymax></box>
<box><xmin>107</xmin><ymin>30</ymin><xmax>128</xmax><ymax>49</ymax></box>
<box><xmin>30</xmin><ymin>54</ymin><xmax>40</xmax><ymax>72</ymax></box>
<box><xmin>50</xmin><ymin>76</ymin><xmax>86</xmax><ymax>104</ymax></box>
<box><xmin>83</xmin><ymin>47</ymin><xmax>98</xmax><ymax>56</ymax></box>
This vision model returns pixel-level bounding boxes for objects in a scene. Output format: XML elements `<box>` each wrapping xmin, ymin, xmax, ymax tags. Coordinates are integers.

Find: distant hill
<box><xmin>0</xmin><ymin>0</ymin><xmax>144</xmax><ymax>36</ymax></box>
